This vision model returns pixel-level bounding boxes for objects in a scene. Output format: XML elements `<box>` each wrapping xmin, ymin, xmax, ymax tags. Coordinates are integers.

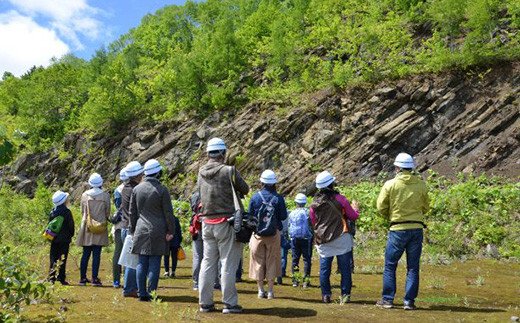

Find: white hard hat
<box><xmin>88</xmin><ymin>173</ymin><xmax>103</xmax><ymax>188</ymax></box>
<box><xmin>316</xmin><ymin>171</ymin><xmax>336</xmax><ymax>189</ymax></box>
<box><xmin>260</xmin><ymin>169</ymin><xmax>277</xmax><ymax>184</ymax></box>
<box><xmin>119</xmin><ymin>167</ymin><xmax>129</xmax><ymax>181</ymax></box>
<box><xmin>295</xmin><ymin>193</ymin><xmax>307</xmax><ymax>205</ymax></box>
<box><xmin>52</xmin><ymin>190</ymin><xmax>69</xmax><ymax>206</ymax></box>
<box><xmin>394</xmin><ymin>153</ymin><xmax>415</xmax><ymax>169</ymax></box>
<box><xmin>206</xmin><ymin>137</ymin><xmax>227</xmax><ymax>152</ymax></box>
<box><xmin>125</xmin><ymin>161</ymin><xmax>144</xmax><ymax>177</ymax></box>
<box><xmin>144</xmin><ymin>159</ymin><xmax>162</xmax><ymax>175</ymax></box>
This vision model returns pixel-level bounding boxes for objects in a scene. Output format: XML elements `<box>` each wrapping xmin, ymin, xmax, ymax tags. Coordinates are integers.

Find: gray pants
<box><xmin>199</xmin><ymin>222</ymin><xmax>243</xmax><ymax>307</ymax></box>
<box><xmin>192</xmin><ymin>237</ymin><xmax>220</xmax><ymax>284</ymax></box>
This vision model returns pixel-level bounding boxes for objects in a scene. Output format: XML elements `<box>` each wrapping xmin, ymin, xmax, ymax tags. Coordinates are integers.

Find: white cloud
<box><xmin>0</xmin><ymin>11</ymin><xmax>69</xmax><ymax>76</ymax></box>
<box><xmin>6</xmin><ymin>0</ymin><xmax>103</xmax><ymax>50</ymax></box>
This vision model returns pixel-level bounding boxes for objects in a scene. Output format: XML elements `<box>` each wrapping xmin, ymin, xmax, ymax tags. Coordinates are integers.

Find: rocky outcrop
<box><xmin>3</xmin><ymin>62</ymin><xmax>519</xmax><ymax>200</ymax></box>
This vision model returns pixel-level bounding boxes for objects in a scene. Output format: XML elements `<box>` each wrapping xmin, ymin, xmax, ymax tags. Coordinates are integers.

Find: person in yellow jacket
<box><xmin>375</xmin><ymin>153</ymin><xmax>429</xmax><ymax>311</ymax></box>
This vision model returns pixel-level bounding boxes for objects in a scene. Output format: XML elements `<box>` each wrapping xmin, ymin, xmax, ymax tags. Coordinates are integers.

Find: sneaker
<box><xmin>302</xmin><ymin>281</ymin><xmax>310</xmax><ymax>288</ymax></box>
<box><xmin>192</xmin><ymin>283</ymin><xmax>199</xmax><ymax>291</ymax></box>
<box><xmin>169</xmin><ymin>272</ymin><xmax>176</xmax><ymax>278</ymax></box>
<box><xmin>322</xmin><ymin>295</ymin><xmax>331</xmax><ymax>303</ymax></box>
<box><xmin>236</xmin><ymin>277</ymin><xmax>243</xmax><ymax>283</ymax></box>
<box><xmin>91</xmin><ymin>278</ymin><xmax>102</xmax><ymax>287</ymax></box>
<box><xmin>59</xmin><ymin>281</ymin><xmax>70</xmax><ymax>286</ymax></box>
<box><xmin>267</xmin><ymin>292</ymin><xmax>275</xmax><ymax>300</ymax></box>
<box><xmin>213</xmin><ymin>283</ymin><xmax>221</xmax><ymax>290</ymax></box>
<box><xmin>78</xmin><ymin>278</ymin><xmax>90</xmax><ymax>286</ymax></box>
<box><xmin>376</xmin><ymin>299</ymin><xmax>394</xmax><ymax>309</ymax></box>
<box><xmin>199</xmin><ymin>304</ymin><xmax>217</xmax><ymax>313</ymax></box>
<box><xmin>258</xmin><ymin>291</ymin><xmax>267</xmax><ymax>299</ymax></box>
<box><xmin>276</xmin><ymin>277</ymin><xmax>282</xmax><ymax>285</ymax></box>
<box><xmin>340</xmin><ymin>294</ymin><xmax>351</xmax><ymax>305</ymax></box>
<box><xmin>222</xmin><ymin>304</ymin><xmax>243</xmax><ymax>314</ymax></box>
<box><xmin>163</xmin><ymin>271</ymin><xmax>170</xmax><ymax>277</ymax></box>
<box><xmin>139</xmin><ymin>295</ymin><xmax>152</xmax><ymax>302</ymax></box>
<box><xmin>113</xmin><ymin>281</ymin><xmax>120</xmax><ymax>288</ymax></box>
<box><xmin>403</xmin><ymin>302</ymin><xmax>417</xmax><ymax>311</ymax></box>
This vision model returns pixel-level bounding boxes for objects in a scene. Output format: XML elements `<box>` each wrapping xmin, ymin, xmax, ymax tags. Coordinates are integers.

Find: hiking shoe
<box><xmin>192</xmin><ymin>282</ymin><xmax>199</xmax><ymax>291</ymax></box>
<box><xmin>340</xmin><ymin>294</ymin><xmax>351</xmax><ymax>305</ymax></box>
<box><xmin>322</xmin><ymin>295</ymin><xmax>331</xmax><ymax>303</ymax></box>
<box><xmin>139</xmin><ymin>295</ymin><xmax>152</xmax><ymax>302</ymax></box>
<box><xmin>376</xmin><ymin>299</ymin><xmax>394</xmax><ymax>309</ymax></box>
<box><xmin>113</xmin><ymin>281</ymin><xmax>120</xmax><ymax>288</ymax></box>
<box><xmin>163</xmin><ymin>271</ymin><xmax>170</xmax><ymax>277</ymax></box>
<box><xmin>267</xmin><ymin>292</ymin><xmax>275</xmax><ymax>300</ymax></box>
<box><xmin>199</xmin><ymin>304</ymin><xmax>217</xmax><ymax>313</ymax></box>
<box><xmin>302</xmin><ymin>281</ymin><xmax>310</xmax><ymax>288</ymax></box>
<box><xmin>169</xmin><ymin>272</ymin><xmax>176</xmax><ymax>278</ymax></box>
<box><xmin>222</xmin><ymin>305</ymin><xmax>243</xmax><ymax>314</ymax></box>
<box><xmin>292</xmin><ymin>280</ymin><xmax>299</xmax><ymax>287</ymax></box>
<box><xmin>78</xmin><ymin>278</ymin><xmax>90</xmax><ymax>286</ymax></box>
<box><xmin>258</xmin><ymin>291</ymin><xmax>267</xmax><ymax>299</ymax></box>
<box><xmin>59</xmin><ymin>281</ymin><xmax>70</xmax><ymax>286</ymax></box>
<box><xmin>91</xmin><ymin>278</ymin><xmax>102</xmax><ymax>287</ymax></box>
<box><xmin>403</xmin><ymin>302</ymin><xmax>417</xmax><ymax>310</ymax></box>
<box><xmin>123</xmin><ymin>291</ymin><xmax>138</xmax><ymax>298</ymax></box>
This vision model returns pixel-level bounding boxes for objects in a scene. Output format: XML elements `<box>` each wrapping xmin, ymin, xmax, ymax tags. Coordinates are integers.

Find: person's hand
<box><xmin>351</xmin><ymin>200</ymin><xmax>360</xmax><ymax>212</ymax></box>
<box><xmin>166</xmin><ymin>234</ymin><xmax>174</xmax><ymax>241</ymax></box>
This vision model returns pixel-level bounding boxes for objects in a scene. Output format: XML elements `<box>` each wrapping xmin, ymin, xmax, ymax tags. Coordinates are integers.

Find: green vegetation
<box><xmin>339</xmin><ymin>172</ymin><xmax>520</xmax><ymax>258</ymax></box>
<box><xmin>0</xmin><ymin>0</ymin><xmax>519</xmax><ymax>159</ymax></box>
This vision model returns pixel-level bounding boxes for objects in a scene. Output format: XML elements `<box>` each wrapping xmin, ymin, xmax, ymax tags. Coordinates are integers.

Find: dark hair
<box><xmin>316</xmin><ymin>182</ymin><xmax>339</xmax><ymax>198</ymax></box>
<box><xmin>263</xmin><ymin>184</ymin><xmax>276</xmax><ymax>191</ymax></box>
<box><xmin>147</xmin><ymin>169</ymin><xmax>163</xmax><ymax>179</ymax></box>
<box><xmin>400</xmin><ymin>167</ymin><xmax>413</xmax><ymax>172</ymax></box>
<box><xmin>208</xmin><ymin>150</ymin><xmax>226</xmax><ymax>159</ymax></box>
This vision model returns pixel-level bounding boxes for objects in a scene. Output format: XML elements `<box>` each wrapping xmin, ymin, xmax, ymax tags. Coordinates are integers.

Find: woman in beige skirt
<box><xmin>248</xmin><ymin>170</ymin><xmax>288</xmax><ymax>299</ymax></box>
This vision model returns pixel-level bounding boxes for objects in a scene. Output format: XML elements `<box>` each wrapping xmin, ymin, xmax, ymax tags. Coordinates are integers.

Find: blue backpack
<box><xmin>289</xmin><ymin>208</ymin><xmax>312</xmax><ymax>239</ymax></box>
<box><xmin>255</xmin><ymin>192</ymin><xmax>278</xmax><ymax>237</ymax></box>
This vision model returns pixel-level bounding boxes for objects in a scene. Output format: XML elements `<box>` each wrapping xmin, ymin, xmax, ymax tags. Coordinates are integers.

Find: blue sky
<box><xmin>0</xmin><ymin>0</ymin><xmax>189</xmax><ymax>76</ymax></box>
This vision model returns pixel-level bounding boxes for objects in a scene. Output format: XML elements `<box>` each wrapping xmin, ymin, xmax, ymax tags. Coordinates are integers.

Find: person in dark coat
<box><xmin>164</xmin><ymin>216</ymin><xmax>183</xmax><ymax>277</ymax></box>
<box><xmin>48</xmin><ymin>190</ymin><xmax>75</xmax><ymax>285</ymax></box>
<box><xmin>130</xmin><ymin>159</ymin><xmax>175</xmax><ymax>302</ymax></box>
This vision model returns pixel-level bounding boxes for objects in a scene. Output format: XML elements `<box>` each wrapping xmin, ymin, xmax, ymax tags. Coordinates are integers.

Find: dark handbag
<box><xmin>110</xmin><ymin>209</ymin><xmax>122</xmax><ymax>224</ymax></box>
<box><xmin>229</xmin><ymin>166</ymin><xmax>255</xmax><ymax>243</ymax></box>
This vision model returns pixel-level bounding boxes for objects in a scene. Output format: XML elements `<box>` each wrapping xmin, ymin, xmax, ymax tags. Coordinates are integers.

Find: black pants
<box><xmin>164</xmin><ymin>246</ymin><xmax>179</xmax><ymax>273</ymax></box>
<box><xmin>49</xmin><ymin>241</ymin><xmax>70</xmax><ymax>282</ymax></box>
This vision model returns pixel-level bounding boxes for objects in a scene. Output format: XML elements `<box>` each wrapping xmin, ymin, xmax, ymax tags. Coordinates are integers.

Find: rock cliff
<box><xmin>3</xmin><ymin>62</ymin><xmax>519</xmax><ymax>200</ymax></box>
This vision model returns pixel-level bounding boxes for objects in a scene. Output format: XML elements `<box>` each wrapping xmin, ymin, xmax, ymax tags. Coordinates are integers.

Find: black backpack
<box><xmin>254</xmin><ymin>192</ymin><xmax>278</xmax><ymax>237</ymax></box>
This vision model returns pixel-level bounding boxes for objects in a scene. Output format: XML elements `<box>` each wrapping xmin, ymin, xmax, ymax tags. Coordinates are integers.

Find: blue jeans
<box><xmin>80</xmin><ymin>245</ymin><xmax>102</xmax><ymax>279</ymax></box>
<box><xmin>319</xmin><ymin>251</ymin><xmax>352</xmax><ymax>297</ymax></box>
<box><xmin>291</xmin><ymin>238</ymin><xmax>312</xmax><ymax>277</ymax></box>
<box><xmin>382</xmin><ymin>229</ymin><xmax>423</xmax><ymax>304</ymax></box>
<box><xmin>121</xmin><ymin>229</ymin><xmax>138</xmax><ymax>295</ymax></box>
<box><xmin>137</xmin><ymin>255</ymin><xmax>162</xmax><ymax>298</ymax></box>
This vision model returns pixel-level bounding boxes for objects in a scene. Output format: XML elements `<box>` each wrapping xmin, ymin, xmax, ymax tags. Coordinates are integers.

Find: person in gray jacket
<box><xmin>130</xmin><ymin>159</ymin><xmax>175</xmax><ymax>302</ymax></box>
<box><xmin>197</xmin><ymin>138</ymin><xmax>249</xmax><ymax>314</ymax></box>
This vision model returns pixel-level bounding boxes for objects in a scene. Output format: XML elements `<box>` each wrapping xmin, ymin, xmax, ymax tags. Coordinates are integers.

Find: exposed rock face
<box><xmin>3</xmin><ymin>62</ymin><xmax>519</xmax><ymax>200</ymax></box>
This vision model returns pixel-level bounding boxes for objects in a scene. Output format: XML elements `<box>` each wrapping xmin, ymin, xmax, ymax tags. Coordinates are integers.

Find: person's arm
<box><xmin>309</xmin><ymin>207</ymin><xmax>317</xmax><ymax>226</ymax></box>
<box><xmin>114</xmin><ymin>189</ymin><xmax>122</xmax><ymax>209</ymax></box>
<box><xmin>376</xmin><ymin>183</ymin><xmax>390</xmax><ymax>219</ymax></box>
<box><xmin>336</xmin><ymin>195</ymin><xmax>359</xmax><ymax>221</ymax></box>
<box><xmin>67</xmin><ymin>209</ymin><xmax>75</xmax><ymax>237</ymax></box>
<box><xmin>121</xmin><ymin>187</ymin><xmax>131</xmax><ymax>224</ymax></box>
<box><xmin>277</xmin><ymin>195</ymin><xmax>288</xmax><ymax>221</ymax></box>
<box><xmin>422</xmin><ymin>183</ymin><xmax>430</xmax><ymax>215</ymax></box>
<box><xmin>248</xmin><ymin>194</ymin><xmax>258</xmax><ymax>218</ymax></box>
<box><xmin>233</xmin><ymin>168</ymin><xmax>249</xmax><ymax>197</ymax></box>
<box><xmin>162</xmin><ymin>188</ymin><xmax>175</xmax><ymax>236</ymax></box>
<box><xmin>129</xmin><ymin>190</ymin><xmax>138</xmax><ymax>235</ymax></box>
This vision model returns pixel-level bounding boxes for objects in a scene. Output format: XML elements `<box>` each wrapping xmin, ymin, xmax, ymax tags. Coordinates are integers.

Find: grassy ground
<box><xmin>23</xmin><ymin>249</ymin><xmax>520</xmax><ymax>322</ymax></box>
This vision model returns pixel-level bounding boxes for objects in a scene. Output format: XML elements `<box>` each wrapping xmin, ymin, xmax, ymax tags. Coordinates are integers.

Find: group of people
<box><xmin>46</xmin><ymin>137</ymin><xmax>429</xmax><ymax>313</ymax></box>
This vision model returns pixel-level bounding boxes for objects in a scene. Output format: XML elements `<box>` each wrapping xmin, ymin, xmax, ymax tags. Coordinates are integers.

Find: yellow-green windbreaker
<box><xmin>376</xmin><ymin>171</ymin><xmax>430</xmax><ymax>231</ymax></box>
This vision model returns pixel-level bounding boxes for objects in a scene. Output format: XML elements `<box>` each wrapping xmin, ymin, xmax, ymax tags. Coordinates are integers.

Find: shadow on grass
<box><xmin>426</xmin><ymin>305</ymin><xmax>506</xmax><ymax>313</ymax></box>
<box><xmin>245</xmin><ymin>307</ymin><xmax>317</xmax><ymax>318</ymax></box>
<box><xmin>160</xmin><ymin>295</ymin><xmax>199</xmax><ymax>303</ymax></box>
<box><xmin>277</xmin><ymin>296</ymin><xmax>324</xmax><ymax>304</ymax></box>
